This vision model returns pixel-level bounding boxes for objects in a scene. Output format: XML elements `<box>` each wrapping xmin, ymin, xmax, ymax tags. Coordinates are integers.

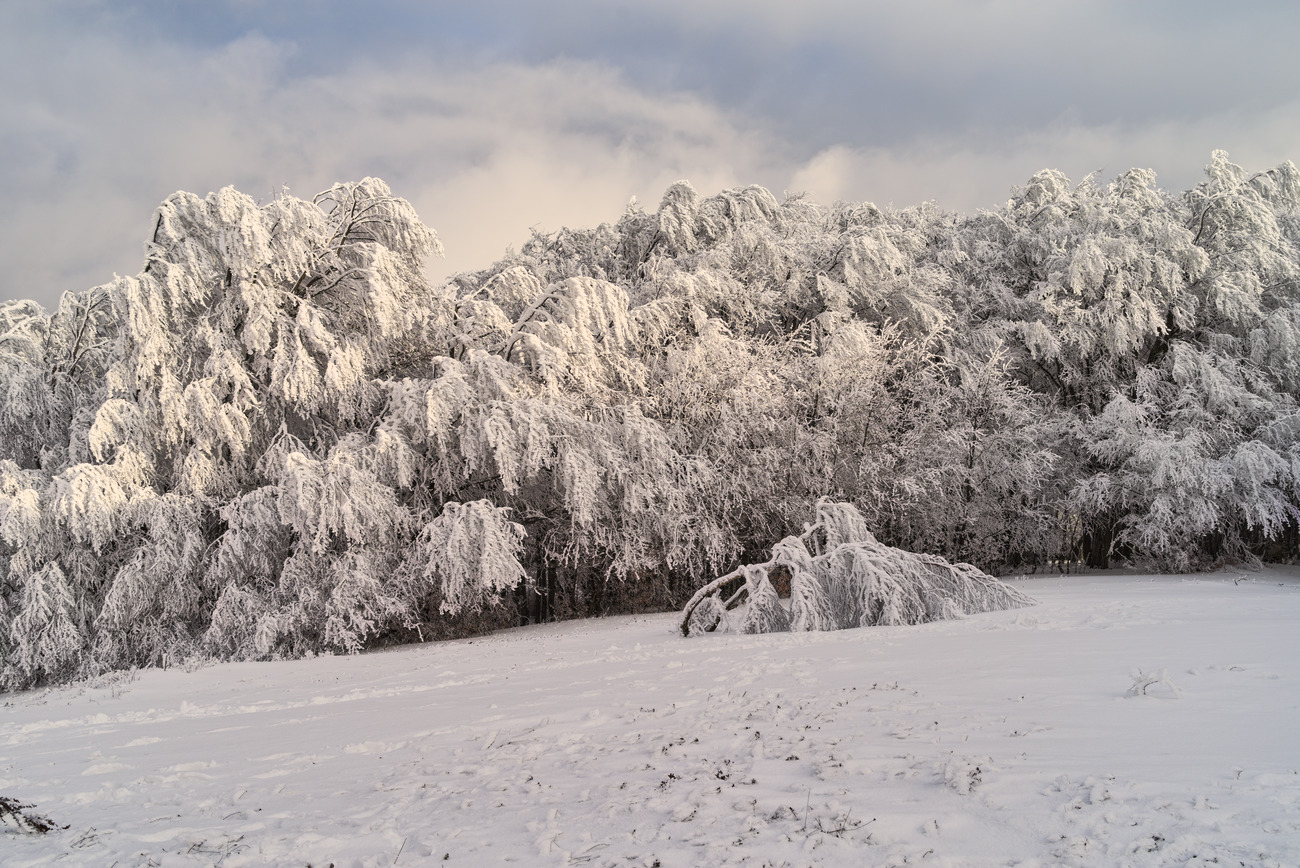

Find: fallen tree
<box><xmin>680</xmin><ymin>500</ymin><xmax>1035</xmax><ymax>636</ymax></box>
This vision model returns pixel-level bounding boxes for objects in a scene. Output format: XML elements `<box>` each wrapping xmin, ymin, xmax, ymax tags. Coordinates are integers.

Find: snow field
<box><xmin>2</xmin><ymin>571</ymin><xmax>1299</xmax><ymax>866</ymax></box>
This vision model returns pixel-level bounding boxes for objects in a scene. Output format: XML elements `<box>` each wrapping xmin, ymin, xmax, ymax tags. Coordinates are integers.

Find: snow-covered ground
<box><xmin>3</xmin><ymin>571</ymin><xmax>1299</xmax><ymax>867</ymax></box>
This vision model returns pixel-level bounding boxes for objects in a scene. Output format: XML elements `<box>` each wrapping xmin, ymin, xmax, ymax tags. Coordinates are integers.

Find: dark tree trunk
<box><xmin>1081</xmin><ymin>521</ymin><xmax>1114</xmax><ymax>570</ymax></box>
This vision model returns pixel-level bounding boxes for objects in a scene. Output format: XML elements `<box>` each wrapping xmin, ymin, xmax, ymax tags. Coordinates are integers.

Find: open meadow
<box><xmin>4</xmin><ymin>571</ymin><xmax>1299</xmax><ymax>866</ymax></box>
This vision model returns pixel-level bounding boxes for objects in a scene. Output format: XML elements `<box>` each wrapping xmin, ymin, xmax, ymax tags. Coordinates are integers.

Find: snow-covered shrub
<box><xmin>679</xmin><ymin>501</ymin><xmax>1034</xmax><ymax>636</ymax></box>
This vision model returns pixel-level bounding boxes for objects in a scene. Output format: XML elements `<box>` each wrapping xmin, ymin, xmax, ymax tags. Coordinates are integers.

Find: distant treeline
<box><xmin>2</xmin><ymin>151</ymin><xmax>1299</xmax><ymax>687</ymax></box>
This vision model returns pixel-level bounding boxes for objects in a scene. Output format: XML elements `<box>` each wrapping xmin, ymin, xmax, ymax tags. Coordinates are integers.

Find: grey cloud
<box><xmin>0</xmin><ymin>11</ymin><xmax>779</xmax><ymax>307</ymax></box>
<box><xmin>2</xmin><ymin>0</ymin><xmax>1297</xmax><ymax>309</ymax></box>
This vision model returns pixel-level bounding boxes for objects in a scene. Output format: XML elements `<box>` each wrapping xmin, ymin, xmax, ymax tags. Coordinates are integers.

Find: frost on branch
<box><xmin>404</xmin><ymin>500</ymin><xmax>526</xmax><ymax>616</ymax></box>
<box><xmin>680</xmin><ymin>500</ymin><xmax>1034</xmax><ymax>636</ymax></box>
<box><xmin>8</xmin><ymin>563</ymin><xmax>82</xmax><ymax>683</ymax></box>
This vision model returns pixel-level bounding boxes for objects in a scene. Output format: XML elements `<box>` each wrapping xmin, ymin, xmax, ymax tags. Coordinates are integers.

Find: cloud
<box><xmin>421</xmin><ymin>0</ymin><xmax>1300</xmax><ymax>148</ymax></box>
<box><xmin>0</xmin><ymin>13</ymin><xmax>784</xmax><ymax>308</ymax></box>
<box><xmin>786</xmin><ymin>101</ymin><xmax>1300</xmax><ymax>213</ymax></box>
<box><xmin>1</xmin><ymin>1</ymin><xmax>1298</xmax><ymax>311</ymax></box>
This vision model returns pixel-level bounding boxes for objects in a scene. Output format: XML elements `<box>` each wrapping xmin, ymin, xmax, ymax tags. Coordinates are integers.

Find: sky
<box><xmin>2</xmin><ymin>0</ymin><xmax>1298</xmax><ymax>311</ymax></box>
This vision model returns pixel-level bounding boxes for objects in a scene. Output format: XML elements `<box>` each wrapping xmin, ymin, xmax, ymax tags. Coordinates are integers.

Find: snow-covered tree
<box><xmin>961</xmin><ymin>167</ymin><xmax>1206</xmax><ymax>414</ymax></box>
<box><xmin>2</xmin><ymin>179</ymin><xmax>461</xmax><ymax>685</ymax></box>
<box><xmin>680</xmin><ymin>500</ymin><xmax>1033</xmax><ymax>636</ymax></box>
<box><xmin>5</xmin><ymin>151</ymin><xmax>1300</xmax><ymax>689</ymax></box>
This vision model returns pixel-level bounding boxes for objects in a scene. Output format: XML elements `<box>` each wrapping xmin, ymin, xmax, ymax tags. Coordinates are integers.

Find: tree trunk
<box><xmin>1081</xmin><ymin>522</ymin><xmax>1113</xmax><ymax>570</ymax></box>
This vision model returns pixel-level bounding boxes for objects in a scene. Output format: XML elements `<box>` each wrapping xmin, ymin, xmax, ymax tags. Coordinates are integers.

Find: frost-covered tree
<box><xmin>1071</xmin><ymin>341</ymin><xmax>1300</xmax><ymax>570</ymax></box>
<box><xmin>2</xmin><ymin>180</ymin><xmax>465</xmax><ymax>685</ymax></box>
<box><xmin>1060</xmin><ymin>154</ymin><xmax>1300</xmax><ymax>568</ymax></box>
<box><xmin>1186</xmin><ymin>151</ymin><xmax>1300</xmax><ymax>334</ymax></box>
<box><xmin>961</xmin><ymin>167</ymin><xmax>1206</xmax><ymax>413</ymax></box>
<box><xmin>5</xmin><ymin>151</ymin><xmax>1300</xmax><ymax>689</ymax></box>
<box><xmin>921</xmin><ymin>349</ymin><xmax>1063</xmax><ymax>568</ymax></box>
<box><xmin>0</xmin><ymin>288</ymin><xmax>115</xmax><ymax>473</ymax></box>
<box><xmin>949</xmin><ymin>153</ymin><xmax>1300</xmax><ymax>568</ymax></box>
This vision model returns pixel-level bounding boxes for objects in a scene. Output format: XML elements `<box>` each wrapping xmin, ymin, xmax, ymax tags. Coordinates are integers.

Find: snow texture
<box><xmin>2</xmin><ymin>571</ymin><xmax>1298</xmax><ymax>866</ymax></box>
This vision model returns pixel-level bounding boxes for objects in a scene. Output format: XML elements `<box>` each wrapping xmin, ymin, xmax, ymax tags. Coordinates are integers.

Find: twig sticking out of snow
<box><xmin>1126</xmin><ymin>668</ymin><xmax>1183</xmax><ymax>698</ymax></box>
<box><xmin>681</xmin><ymin>500</ymin><xmax>1034</xmax><ymax>636</ymax></box>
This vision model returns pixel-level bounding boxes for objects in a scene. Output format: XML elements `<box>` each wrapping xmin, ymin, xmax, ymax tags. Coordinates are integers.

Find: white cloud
<box><xmin>784</xmin><ymin>104</ymin><xmax>1300</xmax><ymax>214</ymax></box>
<box><xmin>2</xmin><ymin>3</ymin><xmax>1298</xmax><ymax>310</ymax></box>
<box><xmin>0</xmin><ymin>20</ymin><xmax>784</xmax><ymax>307</ymax></box>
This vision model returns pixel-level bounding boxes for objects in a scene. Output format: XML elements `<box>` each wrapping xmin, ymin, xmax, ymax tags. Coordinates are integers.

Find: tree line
<box><xmin>2</xmin><ymin>152</ymin><xmax>1298</xmax><ymax>687</ymax></box>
